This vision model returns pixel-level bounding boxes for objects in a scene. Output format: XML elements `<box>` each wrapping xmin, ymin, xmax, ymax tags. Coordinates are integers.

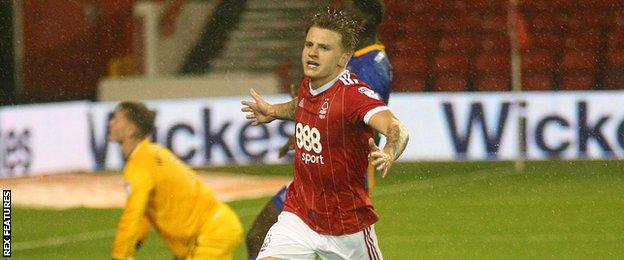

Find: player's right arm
<box><xmin>367</xmin><ymin>110</ymin><xmax>409</xmax><ymax>177</ymax></box>
<box><xmin>112</xmin><ymin>167</ymin><xmax>154</xmax><ymax>260</ymax></box>
<box><xmin>241</xmin><ymin>88</ymin><xmax>297</xmax><ymax>125</ymax></box>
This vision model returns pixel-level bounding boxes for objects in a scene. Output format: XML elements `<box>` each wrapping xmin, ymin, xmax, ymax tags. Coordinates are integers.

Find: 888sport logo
<box><xmin>295</xmin><ymin>123</ymin><xmax>324</xmax><ymax>165</ymax></box>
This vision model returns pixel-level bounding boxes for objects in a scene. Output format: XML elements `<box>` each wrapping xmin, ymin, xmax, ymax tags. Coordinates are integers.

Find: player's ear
<box><xmin>339</xmin><ymin>52</ymin><xmax>352</xmax><ymax>67</ymax></box>
<box><xmin>127</xmin><ymin>123</ymin><xmax>141</xmax><ymax>139</ymax></box>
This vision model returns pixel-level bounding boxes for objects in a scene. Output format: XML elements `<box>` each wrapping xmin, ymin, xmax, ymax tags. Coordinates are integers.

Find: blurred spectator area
<box><xmin>21</xmin><ymin>0</ymin><xmax>136</xmax><ymax>102</ymax></box>
<box><xmin>18</xmin><ymin>0</ymin><xmax>326</xmax><ymax>103</ymax></box>
<box><xmin>20</xmin><ymin>0</ymin><xmax>220</xmax><ymax>102</ymax></box>
<box><xmin>382</xmin><ymin>0</ymin><xmax>624</xmax><ymax>92</ymax></box>
<box><xmin>15</xmin><ymin>0</ymin><xmax>624</xmax><ymax>104</ymax></box>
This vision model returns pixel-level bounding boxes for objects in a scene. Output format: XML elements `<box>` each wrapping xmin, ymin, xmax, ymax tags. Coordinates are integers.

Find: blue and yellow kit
<box><xmin>112</xmin><ymin>139</ymin><xmax>242</xmax><ymax>259</ymax></box>
<box><xmin>348</xmin><ymin>43</ymin><xmax>393</xmax><ymax>104</ymax></box>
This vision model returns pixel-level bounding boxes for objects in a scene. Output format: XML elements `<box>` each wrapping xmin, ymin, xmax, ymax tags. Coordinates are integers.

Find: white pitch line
<box><xmin>12</xmin><ymin>207</ymin><xmax>267</xmax><ymax>251</ymax></box>
<box><xmin>14</xmin><ymin>168</ymin><xmax>516</xmax><ymax>251</ymax></box>
<box><xmin>13</xmin><ymin>229</ymin><xmax>117</xmax><ymax>251</ymax></box>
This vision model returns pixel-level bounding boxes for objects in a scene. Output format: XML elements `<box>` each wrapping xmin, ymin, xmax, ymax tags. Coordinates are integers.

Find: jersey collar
<box><xmin>309</xmin><ymin>69</ymin><xmax>349</xmax><ymax>96</ymax></box>
<box><xmin>127</xmin><ymin>138</ymin><xmax>149</xmax><ymax>161</ymax></box>
<box><xmin>353</xmin><ymin>43</ymin><xmax>385</xmax><ymax>58</ymax></box>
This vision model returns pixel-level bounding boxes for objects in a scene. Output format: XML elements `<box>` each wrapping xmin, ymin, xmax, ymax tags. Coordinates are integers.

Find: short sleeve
<box><xmin>344</xmin><ymin>85</ymin><xmax>388</xmax><ymax>125</ymax></box>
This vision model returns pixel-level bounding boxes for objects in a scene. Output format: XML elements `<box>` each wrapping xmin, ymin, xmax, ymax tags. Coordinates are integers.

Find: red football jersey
<box><xmin>283</xmin><ymin>70</ymin><xmax>389</xmax><ymax>235</ymax></box>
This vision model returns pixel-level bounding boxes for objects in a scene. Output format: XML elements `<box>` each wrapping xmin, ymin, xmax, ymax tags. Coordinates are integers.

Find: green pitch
<box><xmin>11</xmin><ymin>161</ymin><xmax>624</xmax><ymax>259</ymax></box>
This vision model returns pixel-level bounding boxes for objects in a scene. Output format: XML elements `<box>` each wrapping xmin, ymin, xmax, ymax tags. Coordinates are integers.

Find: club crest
<box><xmin>319</xmin><ymin>98</ymin><xmax>329</xmax><ymax>119</ymax></box>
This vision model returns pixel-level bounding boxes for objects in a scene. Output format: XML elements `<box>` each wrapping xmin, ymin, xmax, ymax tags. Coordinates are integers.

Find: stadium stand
<box><xmin>8</xmin><ymin>0</ymin><xmax>624</xmax><ymax>104</ymax></box>
<box><xmin>475</xmin><ymin>52</ymin><xmax>510</xmax><ymax>91</ymax></box>
<box><xmin>210</xmin><ymin>0</ymin><xmax>326</xmax><ymax>77</ymax></box>
<box><xmin>381</xmin><ymin>0</ymin><xmax>624</xmax><ymax>92</ymax></box>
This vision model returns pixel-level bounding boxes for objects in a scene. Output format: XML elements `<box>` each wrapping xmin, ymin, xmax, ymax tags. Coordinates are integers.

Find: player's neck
<box><xmin>121</xmin><ymin>138</ymin><xmax>142</xmax><ymax>158</ymax></box>
<box><xmin>310</xmin><ymin>69</ymin><xmax>344</xmax><ymax>89</ymax></box>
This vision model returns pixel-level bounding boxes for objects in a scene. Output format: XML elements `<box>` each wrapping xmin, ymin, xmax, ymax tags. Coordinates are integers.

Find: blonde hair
<box><xmin>307</xmin><ymin>8</ymin><xmax>363</xmax><ymax>52</ymax></box>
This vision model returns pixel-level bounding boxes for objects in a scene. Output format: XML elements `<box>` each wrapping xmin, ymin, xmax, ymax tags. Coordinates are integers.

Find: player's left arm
<box><xmin>241</xmin><ymin>88</ymin><xmax>297</xmax><ymax>125</ymax></box>
<box><xmin>112</xmin><ymin>168</ymin><xmax>154</xmax><ymax>259</ymax></box>
<box><xmin>367</xmin><ymin>110</ymin><xmax>409</xmax><ymax>177</ymax></box>
<box><xmin>134</xmin><ymin>216</ymin><xmax>151</xmax><ymax>251</ymax></box>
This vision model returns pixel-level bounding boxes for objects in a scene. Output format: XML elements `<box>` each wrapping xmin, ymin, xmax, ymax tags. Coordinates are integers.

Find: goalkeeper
<box><xmin>109</xmin><ymin>101</ymin><xmax>242</xmax><ymax>260</ymax></box>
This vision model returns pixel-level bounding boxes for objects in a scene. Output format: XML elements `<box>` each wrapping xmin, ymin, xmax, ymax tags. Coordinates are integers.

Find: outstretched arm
<box><xmin>241</xmin><ymin>88</ymin><xmax>297</xmax><ymax>125</ymax></box>
<box><xmin>367</xmin><ymin>110</ymin><xmax>409</xmax><ymax>177</ymax></box>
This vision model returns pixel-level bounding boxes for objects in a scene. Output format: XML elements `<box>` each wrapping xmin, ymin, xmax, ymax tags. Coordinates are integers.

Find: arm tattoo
<box><xmin>384</xmin><ymin>121</ymin><xmax>409</xmax><ymax>161</ymax></box>
<box><xmin>271</xmin><ymin>98</ymin><xmax>297</xmax><ymax>121</ymax></box>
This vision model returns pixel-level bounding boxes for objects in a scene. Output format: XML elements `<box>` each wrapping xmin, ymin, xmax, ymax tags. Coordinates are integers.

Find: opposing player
<box><xmin>242</xmin><ymin>8</ymin><xmax>408</xmax><ymax>259</ymax></box>
<box><xmin>109</xmin><ymin>101</ymin><xmax>242</xmax><ymax>260</ymax></box>
<box><xmin>245</xmin><ymin>1</ymin><xmax>392</xmax><ymax>258</ymax></box>
<box><xmin>342</xmin><ymin>0</ymin><xmax>392</xmax><ymax>103</ymax></box>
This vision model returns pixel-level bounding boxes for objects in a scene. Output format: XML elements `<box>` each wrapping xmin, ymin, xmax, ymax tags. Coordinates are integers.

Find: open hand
<box><xmin>241</xmin><ymin>88</ymin><xmax>275</xmax><ymax>125</ymax></box>
<box><xmin>368</xmin><ymin>138</ymin><xmax>393</xmax><ymax>178</ymax></box>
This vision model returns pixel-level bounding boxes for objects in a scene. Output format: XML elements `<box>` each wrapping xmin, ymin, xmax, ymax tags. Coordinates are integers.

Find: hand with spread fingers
<box><xmin>368</xmin><ymin>138</ymin><xmax>394</xmax><ymax>178</ymax></box>
<box><xmin>241</xmin><ymin>88</ymin><xmax>275</xmax><ymax>125</ymax></box>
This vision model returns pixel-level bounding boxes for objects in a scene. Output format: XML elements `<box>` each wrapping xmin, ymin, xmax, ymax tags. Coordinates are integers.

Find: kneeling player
<box><xmin>109</xmin><ymin>101</ymin><xmax>243</xmax><ymax>259</ymax></box>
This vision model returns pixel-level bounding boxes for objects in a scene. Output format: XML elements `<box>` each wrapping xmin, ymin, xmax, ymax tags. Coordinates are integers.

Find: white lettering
<box><xmin>301</xmin><ymin>152</ymin><xmax>325</xmax><ymax>165</ymax></box>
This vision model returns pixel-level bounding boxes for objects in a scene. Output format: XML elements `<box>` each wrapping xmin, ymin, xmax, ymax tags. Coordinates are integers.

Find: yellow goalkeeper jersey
<box><xmin>112</xmin><ymin>139</ymin><xmax>221</xmax><ymax>259</ymax></box>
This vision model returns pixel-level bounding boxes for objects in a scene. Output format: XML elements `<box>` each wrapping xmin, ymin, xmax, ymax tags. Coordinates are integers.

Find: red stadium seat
<box><xmin>564</xmin><ymin>31</ymin><xmax>602</xmax><ymax>51</ymax></box>
<box><xmin>391</xmin><ymin>35</ymin><xmax>438</xmax><ymax>56</ymax></box>
<box><xmin>552</xmin><ymin>0</ymin><xmax>576</xmax><ymax>10</ymax></box>
<box><xmin>464</xmin><ymin>0</ymin><xmax>507</xmax><ymax>14</ymax></box>
<box><xmin>559</xmin><ymin>73</ymin><xmax>596</xmax><ymax>90</ymax></box>
<box><xmin>480</xmin><ymin>33</ymin><xmax>510</xmax><ymax>52</ymax></box>
<box><xmin>527</xmin><ymin>12</ymin><xmax>568</xmax><ymax>33</ymax></box>
<box><xmin>388</xmin><ymin>35</ymin><xmax>438</xmax><ymax>56</ymax></box>
<box><xmin>606</xmin><ymin>50</ymin><xmax>624</xmax><ymax>69</ymax></box>
<box><xmin>475</xmin><ymin>52</ymin><xmax>510</xmax><ymax>74</ymax></box>
<box><xmin>607</xmin><ymin>31</ymin><xmax>624</xmax><ymax>52</ymax></box>
<box><xmin>474</xmin><ymin>51</ymin><xmax>510</xmax><ymax>92</ymax></box>
<box><xmin>433</xmin><ymin>53</ymin><xmax>470</xmax><ymax>74</ymax></box>
<box><xmin>521</xmin><ymin>50</ymin><xmax>555</xmax><ymax>73</ymax></box>
<box><xmin>560</xmin><ymin>51</ymin><xmax>598</xmax><ymax>71</ymax></box>
<box><xmin>394</xmin><ymin>76</ymin><xmax>427</xmax><ymax>92</ymax></box>
<box><xmin>521</xmin><ymin>0</ymin><xmax>575</xmax><ymax>12</ymax></box>
<box><xmin>521</xmin><ymin>73</ymin><xmax>554</xmax><ymax>91</ymax></box>
<box><xmin>402</xmin><ymin>14</ymin><xmax>440</xmax><ymax>34</ymax></box>
<box><xmin>480</xmin><ymin>14</ymin><xmax>507</xmax><ymax>32</ymax></box>
<box><xmin>392</xmin><ymin>55</ymin><xmax>428</xmax><ymax>76</ymax></box>
<box><xmin>438</xmin><ymin>34</ymin><xmax>479</xmax><ymax>54</ymax></box>
<box><xmin>604</xmin><ymin>72</ymin><xmax>624</xmax><ymax>89</ymax></box>
<box><xmin>558</xmin><ymin>50</ymin><xmax>599</xmax><ymax>91</ymax></box>
<box><xmin>385</xmin><ymin>0</ymin><xmax>410</xmax><ymax>16</ymax></box>
<box><xmin>475</xmin><ymin>75</ymin><xmax>510</xmax><ymax>91</ymax></box>
<box><xmin>438</xmin><ymin>13</ymin><xmax>481</xmax><ymax>33</ymax></box>
<box><xmin>401</xmin><ymin>0</ymin><xmax>445</xmax><ymax>14</ymax></box>
<box><xmin>380</xmin><ymin>17</ymin><xmax>402</xmax><ymax>38</ymax></box>
<box><xmin>616</xmin><ymin>12</ymin><xmax>624</xmax><ymax>30</ymax></box>
<box><xmin>444</xmin><ymin>1</ymin><xmax>469</xmax><ymax>11</ymax></box>
<box><xmin>577</xmin><ymin>0</ymin><xmax>624</xmax><ymax>9</ymax></box>
<box><xmin>567</xmin><ymin>11</ymin><xmax>615</xmax><ymax>31</ymax></box>
<box><xmin>432</xmin><ymin>74</ymin><xmax>469</xmax><ymax>92</ymax></box>
<box><xmin>527</xmin><ymin>32</ymin><xmax>562</xmax><ymax>51</ymax></box>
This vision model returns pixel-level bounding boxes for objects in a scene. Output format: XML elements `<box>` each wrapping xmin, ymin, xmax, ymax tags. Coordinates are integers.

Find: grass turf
<box><xmin>10</xmin><ymin>160</ymin><xmax>624</xmax><ymax>259</ymax></box>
